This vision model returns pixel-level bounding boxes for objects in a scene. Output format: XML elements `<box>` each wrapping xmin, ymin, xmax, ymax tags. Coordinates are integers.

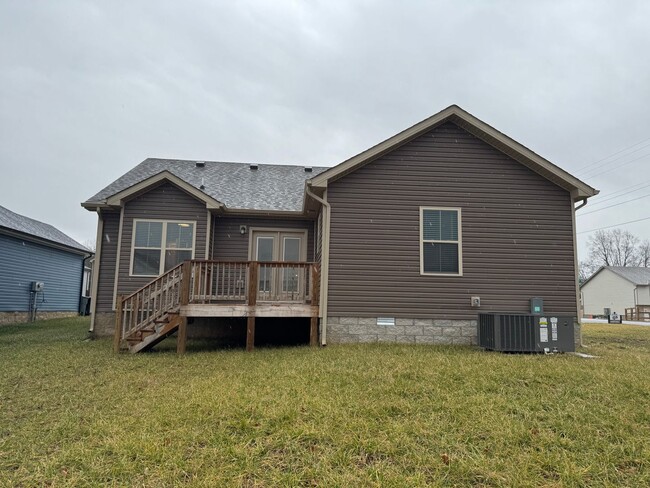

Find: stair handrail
<box><xmin>115</xmin><ymin>262</ymin><xmax>185</xmax><ymax>351</ymax></box>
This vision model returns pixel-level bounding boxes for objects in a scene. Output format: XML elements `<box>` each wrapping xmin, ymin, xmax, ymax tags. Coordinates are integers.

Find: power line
<box><xmin>581</xmin><ymin>152</ymin><xmax>650</xmax><ymax>179</ymax></box>
<box><xmin>574</xmin><ymin>136</ymin><xmax>650</xmax><ymax>174</ymax></box>
<box><xmin>576</xmin><ymin>141</ymin><xmax>650</xmax><ymax>177</ymax></box>
<box><xmin>577</xmin><ymin>216</ymin><xmax>650</xmax><ymax>235</ymax></box>
<box><xmin>577</xmin><ymin>192</ymin><xmax>650</xmax><ymax>216</ymax></box>
<box><xmin>587</xmin><ymin>180</ymin><xmax>650</xmax><ymax>207</ymax></box>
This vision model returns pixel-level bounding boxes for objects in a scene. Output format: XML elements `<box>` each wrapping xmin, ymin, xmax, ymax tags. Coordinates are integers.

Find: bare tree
<box><xmin>578</xmin><ymin>260</ymin><xmax>598</xmax><ymax>284</ymax></box>
<box><xmin>587</xmin><ymin>229</ymin><xmax>638</xmax><ymax>267</ymax></box>
<box><xmin>638</xmin><ymin>240</ymin><xmax>650</xmax><ymax>267</ymax></box>
<box><xmin>82</xmin><ymin>238</ymin><xmax>96</xmax><ymax>253</ymax></box>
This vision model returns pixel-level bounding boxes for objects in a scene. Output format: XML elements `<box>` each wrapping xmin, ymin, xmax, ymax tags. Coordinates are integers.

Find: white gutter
<box><xmin>305</xmin><ymin>185</ymin><xmax>330</xmax><ymax>346</ymax></box>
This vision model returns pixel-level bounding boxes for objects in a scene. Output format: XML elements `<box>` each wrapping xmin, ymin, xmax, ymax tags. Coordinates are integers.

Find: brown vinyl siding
<box><xmin>116</xmin><ymin>182</ymin><xmax>208</xmax><ymax>297</ymax></box>
<box><xmin>212</xmin><ymin>216</ymin><xmax>315</xmax><ymax>261</ymax></box>
<box><xmin>326</xmin><ymin>121</ymin><xmax>577</xmax><ymax>320</ymax></box>
<box><xmin>95</xmin><ymin>211</ymin><xmax>119</xmax><ymax>313</ymax></box>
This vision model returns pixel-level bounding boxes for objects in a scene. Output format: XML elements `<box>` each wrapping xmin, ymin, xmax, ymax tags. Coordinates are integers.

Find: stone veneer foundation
<box><xmin>326</xmin><ymin>317</ymin><xmax>478</xmax><ymax>345</ymax></box>
<box><xmin>0</xmin><ymin>311</ymin><xmax>80</xmax><ymax>326</ymax></box>
<box><xmin>93</xmin><ymin>314</ymin><xmax>581</xmax><ymax>348</ymax></box>
<box><xmin>93</xmin><ymin>312</ymin><xmax>116</xmax><ymax>337</ymax></box>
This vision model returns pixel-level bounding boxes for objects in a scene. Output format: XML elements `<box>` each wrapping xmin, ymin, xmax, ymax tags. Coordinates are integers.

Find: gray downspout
<box><xmin>572</xmin><ymin>195</ymin><xmax>589</xmax><ymax>345</ymax></box>
<box><xmin>305</xmin><ymin>185</ymin><xmax>330</xmax><ymax>346</ymax></box>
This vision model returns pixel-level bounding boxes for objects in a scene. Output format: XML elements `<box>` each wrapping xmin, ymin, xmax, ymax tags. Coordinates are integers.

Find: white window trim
<box><xmin>129</xmin><ymin>219</ymin><xmax>197</xmax><ymax>277</ymax></box>
<box><xmin>419</xmin><ymin>206</ymin><xmax>463</xmax><ymax>277</ymax></box>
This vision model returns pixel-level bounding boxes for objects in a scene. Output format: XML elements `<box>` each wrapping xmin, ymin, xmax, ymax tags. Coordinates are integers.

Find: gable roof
<box><xmin>83</xmin><ymin>105</ymin><xmax>598</xmax><ymax>214</ymax></box>
<box><xmin>308</xmin><ymin>105</ymin><xmax>598</xmax><ymax>200</ymax></box>
<box><xmin>0</xmin><ymin>205</ymin><xmax>90</xmax><ymax>253</ymax></box>
<box><xmin>583</xmin><ymin>266</ymin><xmax>650</xmax><ymax>287</ymax></box>
<box><xmin>83</xmin><ymin>159</ymin><xmax>329</xmax><ymax>213</ymax></box>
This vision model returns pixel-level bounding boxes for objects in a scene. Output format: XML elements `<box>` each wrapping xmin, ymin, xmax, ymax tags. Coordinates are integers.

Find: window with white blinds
<box><xmin>131</xmin><ymin>220</ymin><xmax>195</xmax><ymax>276</ymax></box>
<box><xmin>420</xmin><ymin>208</ymin><xmax>462</xmax><ymax>275</ymax></box>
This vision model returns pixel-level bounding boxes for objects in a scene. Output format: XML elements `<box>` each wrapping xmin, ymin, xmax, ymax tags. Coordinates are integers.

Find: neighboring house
<box><xmin>82</xmin><ymin>105</ymin><xmax>598</xmax><ymax>353</ymax></box>
<box><xmin>0</xmin><ymin>205</ymin><xmax>93</xmax><ymax>324</ymax></box>
<box><xmin>581</xmin><ymin>266</ymin><xmax>650</xmax><ymax>318</ymax></box>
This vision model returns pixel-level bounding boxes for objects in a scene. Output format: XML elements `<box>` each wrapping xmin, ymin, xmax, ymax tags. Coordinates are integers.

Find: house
<box><xmin>581</xmin><ymin>266</ymin><xmax>650</xmax><ymax>320</ymax></box>
<box><xmin>0</xmin><ymin>205</ymin><xmax>93</xmax><ymax>324</ymax></box>
<box><xmin>81</xmin><ymin>105</ymin><xmax>598</xmax><ymax>353</ymax></box>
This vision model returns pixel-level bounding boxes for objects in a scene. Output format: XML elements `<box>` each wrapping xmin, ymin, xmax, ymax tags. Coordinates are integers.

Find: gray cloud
<box><xmin>1</xmin><ymin>0</ymin><xmax>649</xmax><ymax>257</ymax></box>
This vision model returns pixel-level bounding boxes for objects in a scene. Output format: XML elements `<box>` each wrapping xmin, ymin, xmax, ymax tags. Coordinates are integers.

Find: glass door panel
<box><xmin>256</xmin><ymin>236</ymin><xmax>275</xmax><ymax>295</ymax></box>
<box><xmin>282</xmin><ymin>237</ymin><xmax>301</xmax><ymax>294</ymax></box>
<box><xmin>251</xmin><ymin>230</ymin><xmax>306</xmax><ymax>301</ymax></box>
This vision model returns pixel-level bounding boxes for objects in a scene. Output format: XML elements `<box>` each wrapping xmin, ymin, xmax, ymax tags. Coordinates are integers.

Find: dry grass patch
<box><xmin>1</xmin><ymin>318</ymin><xmax>649</xmax><ymax>486</ymax></box>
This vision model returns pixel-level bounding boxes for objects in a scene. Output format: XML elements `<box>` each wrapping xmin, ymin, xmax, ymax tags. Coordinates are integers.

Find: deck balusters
<box><xmin>115</xmin><ymin>260</ymin><xmax>319</xmax><ymax>351</ymax></box>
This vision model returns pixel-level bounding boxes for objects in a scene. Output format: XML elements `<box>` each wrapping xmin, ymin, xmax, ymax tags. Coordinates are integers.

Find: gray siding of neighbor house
<box><xmin>211</xmin><ymin>216</ymin><xmax>315</xmax><ymax>261</ymax></box>
<box><xmin>326</xmin><ymin>121</ymin><xmax>577</xmax><ymax>320</ymax></box>
<box><xmin>0</xmin><ymin>233</ymin><xmax>83</xmax><ymax>312</ymax></box>
<box><xmin>116</xmin><ymin>182</ymin><xmax>209</xmax><ymax>298</ymax></box>
<box><xmin>95</xmin><ymin>211</ymin><xmax>120</xmax><ymax>313</ymax></box>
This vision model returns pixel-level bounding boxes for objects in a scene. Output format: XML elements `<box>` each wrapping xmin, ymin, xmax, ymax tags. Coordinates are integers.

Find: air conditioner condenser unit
<box><xmin>478</xmin><ymin>313</ymin><xmax>575</xmax><ymax>353</ymax></box>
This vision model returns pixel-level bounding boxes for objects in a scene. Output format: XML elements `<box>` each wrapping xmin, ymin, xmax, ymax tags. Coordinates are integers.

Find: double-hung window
<box><xmin>420</xmin><ymin>207</ymin><xmax>462</xmax><ymax>275</ymax></box>
<box><xmin>131</xmin><ymin>220</ymin><xmax>195</xmax><ymax>276</ymax></box>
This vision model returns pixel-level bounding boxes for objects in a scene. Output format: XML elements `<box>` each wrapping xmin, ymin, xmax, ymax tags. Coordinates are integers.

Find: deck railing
<box><xmin>625</xmin><ymin>305</ymin><xmax>650</xmax><ymax>322</ymax></box>
<box><xmin>115</xmin><ymin>260</ymin><xmax>320</xmax><ymax>350</ymax></box>
<box><xmin>188</xmin><ymin>260</ymin><xmax>318</xmax><ymax>304</ymax></box>
<box><xmin>115</xmin><ymin>262</ymin><xmax>184</xmax><ymax>351</ymax></box>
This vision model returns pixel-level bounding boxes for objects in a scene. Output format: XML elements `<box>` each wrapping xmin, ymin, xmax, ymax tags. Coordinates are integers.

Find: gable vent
<box><xmin>250</xmin><ymin>164</ymin><xmax>258</xmax><ymax>170</ymax></box>
<box><xmin>304</xmin><ymin>166</ymin><xmax>313</xmax><ymax>172</ymax></box>
<box><xmin>195</xmin><ymin>161</ymin><xmax>205</xmax><ymax>168</ymax></box>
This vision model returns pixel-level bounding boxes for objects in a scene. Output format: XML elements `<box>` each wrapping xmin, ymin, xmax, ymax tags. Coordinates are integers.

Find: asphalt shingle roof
<box><xmin>606</xmin><ymin>266</ymin><xmax>650</xmax><ymax>285</ymax></box>
<box><xmin>0</xmin><ymin>205</ymin><xmax>89</xmax><ymax>252</ymax></box>
<box><xmin>85</xmin><ymin>159</ymin><xmax>330</xmax><ymax>212</ymax></box>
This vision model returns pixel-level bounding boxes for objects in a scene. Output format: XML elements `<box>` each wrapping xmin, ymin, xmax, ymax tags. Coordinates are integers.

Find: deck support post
<box><xmin>246</xmin><ymin>316</ymin><xmax>255</xmax><ymax>352</ymax></box>
<box><xmin>177</xmin><ymin>261</ymin><xmax>192</xmax><ymax>355</ymax></box>
<box><xmin>246</xmin><ymin>261</ymin><xmax>258</xmax><ymax>351</ymax></box>
<box><xmin>177</xmin><ymin>316</ymin><xmax>188</xmax><ymax>355</ymax></box>
<box><xmin>113</xmin><ymin>295</ymin><xmax>123</xmax><ymax>353</ymax></box>
<box><xmin>310</xmin><ymin>316</ymin><xmax>318</xmax><ymax>347</ymax></box>
<box><xmin>310</xmin><ymin>264</ymin><xmax>320</xmax><ymax>347</ymax></box>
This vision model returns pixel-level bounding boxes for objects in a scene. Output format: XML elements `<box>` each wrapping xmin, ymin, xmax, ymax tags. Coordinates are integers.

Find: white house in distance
<box><xmin>581</xmin><ymin>266</ymin><xmax>650</xmax><ymax>317</ymax></box>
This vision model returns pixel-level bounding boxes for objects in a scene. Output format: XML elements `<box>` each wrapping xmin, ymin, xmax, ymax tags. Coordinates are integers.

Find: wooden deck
<box><xmin>181</xmin><ymin>303</ymin><xmax>318</xmax><ymax>317</ymax></box>
<box><xmin>114</xmin><ymin>260</ymin><xmax>320</xmax><ymax>353</ymax></box>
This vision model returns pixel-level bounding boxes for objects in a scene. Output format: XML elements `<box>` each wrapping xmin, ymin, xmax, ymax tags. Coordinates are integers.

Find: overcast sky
<box><xmin>1</xmin><ymin>0</ymin><xmax>649</xmax><ymax>258</ymax></box>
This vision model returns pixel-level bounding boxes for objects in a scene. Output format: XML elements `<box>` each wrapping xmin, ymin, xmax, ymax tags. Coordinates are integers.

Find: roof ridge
<box><xmin>83</xmin><ymin>159</ymin><xmax>330</xmax><ymax>212</ymax></box>
<box><xmin>144</xmin><ymin>157</ymin><xmax>330</xmax><ymax>169</ymax></box>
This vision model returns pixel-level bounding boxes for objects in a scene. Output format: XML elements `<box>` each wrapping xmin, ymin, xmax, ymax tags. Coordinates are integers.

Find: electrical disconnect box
<box><xmin>31</xmin><ymin>281</ymin><xmax>44</xmax><ymax>292</ymax></box>
<box><xmin>478</xmin><ymin>313</ymin><xmax>575</xmax><ymax>353</ymax></box>
<box><xmin>530</xmin><ymin>297</ymin><xmax>543</xmax><ymax>315</ymax></box>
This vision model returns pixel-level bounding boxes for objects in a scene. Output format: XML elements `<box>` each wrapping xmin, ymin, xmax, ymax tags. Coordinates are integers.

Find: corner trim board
<box><xmin>112</xmin><ymin>207</ymin><xmax>124</xmax><ymax>310</ymax></box>
<box><xmin>89</xmin><ymin>210</ymin><xmax>104</xmax><ymax>332</ymax></box>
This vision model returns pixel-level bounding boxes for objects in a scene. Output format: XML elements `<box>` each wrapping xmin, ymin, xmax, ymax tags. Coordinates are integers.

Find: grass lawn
<box><xmin>1</xmin><ymin>318</ymin><xmax>649</xmax><ymax>487</ymax></box>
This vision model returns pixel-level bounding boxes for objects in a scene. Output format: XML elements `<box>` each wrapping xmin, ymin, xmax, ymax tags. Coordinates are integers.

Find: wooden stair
<box><xmin>126</xmin><ymin>312</ymin><xmax>183</xmax><ymax>353</ymax></box>
<box><xmin>115</xmin><ymin>262</ymin><xmax>186</xmax><ymax>354</ymax></box>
